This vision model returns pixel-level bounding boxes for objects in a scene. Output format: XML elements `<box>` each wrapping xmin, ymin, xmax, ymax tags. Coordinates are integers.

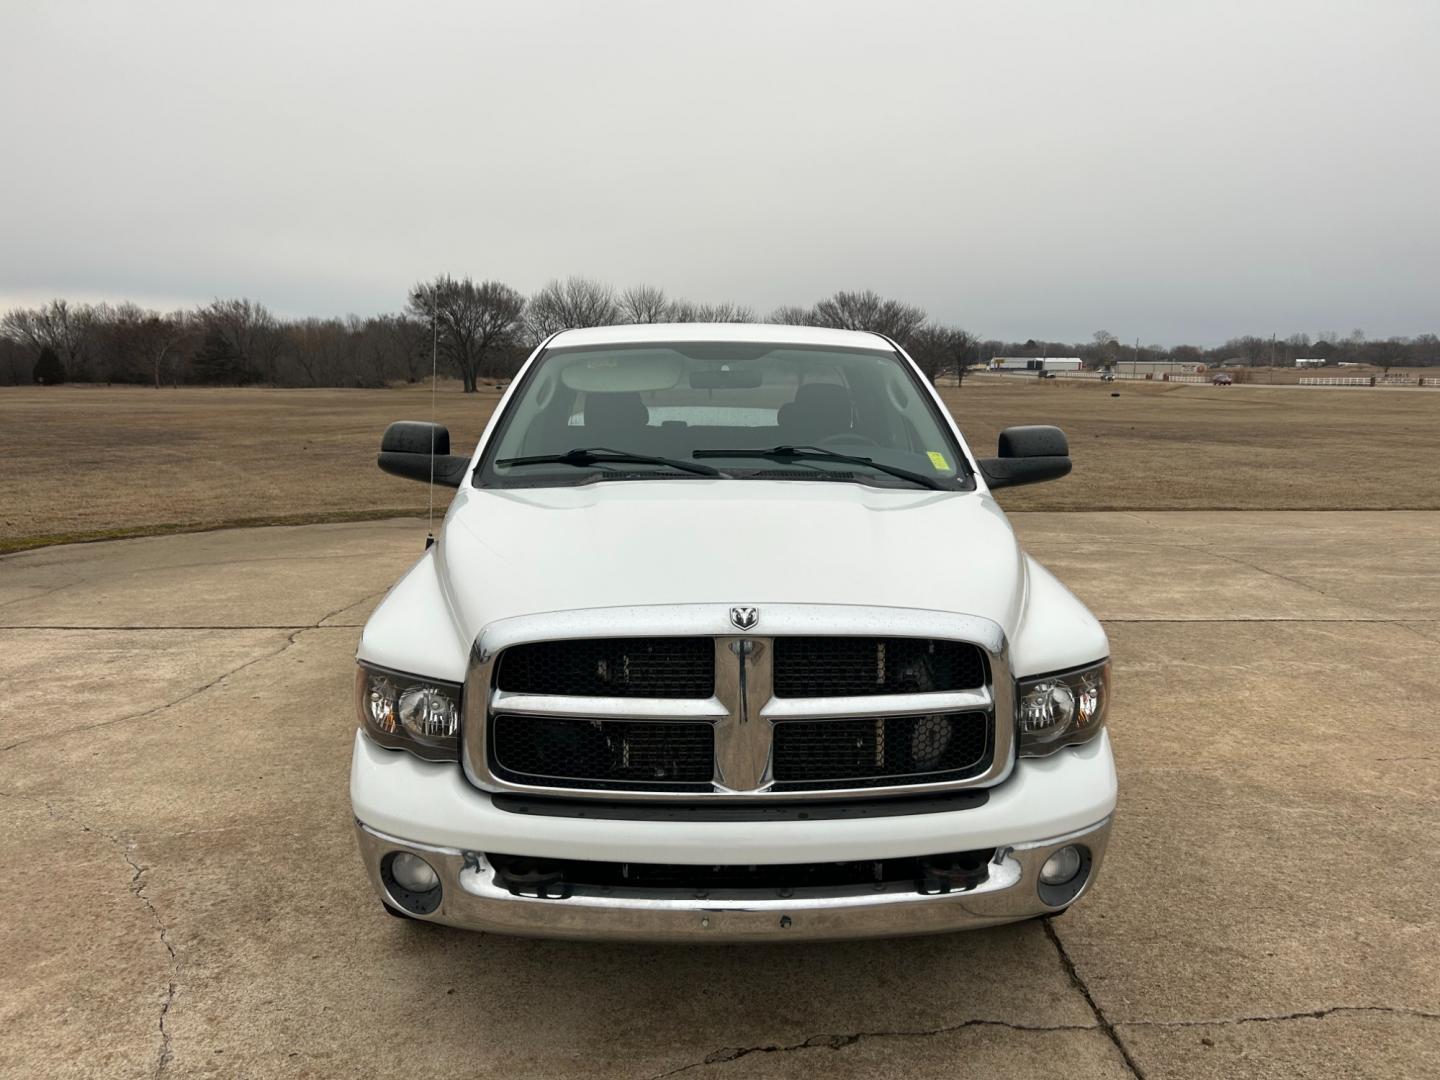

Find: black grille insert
<box><xmin>487</xmin><ymin>850</ymin><xmax>995</xmax><ymax>896</ymax></box>
<box><xmin>490</xmin><ymin>715</ymin><xmax>714</xmax><ymax>792</ymax></box>
<box><xmin>496</xmin><ymin>638</ymin><xmax>713</xmax><ymax>698</ymax></box>
<box><xmin>772</xmin><ymin>637</ymin><xmax>986</xmax><ymax>697</ymax></box>
<box><xmin>771</xmin><ymin>712</ymin><xmax>991</xmax><ymax>791</ymax></box>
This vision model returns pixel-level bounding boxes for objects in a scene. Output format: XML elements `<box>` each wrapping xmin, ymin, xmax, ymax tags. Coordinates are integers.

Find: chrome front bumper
<box><xmin>354</xmin><ymin>816</ymin><xmax>1112</xmax><ymax>942</ymax></box>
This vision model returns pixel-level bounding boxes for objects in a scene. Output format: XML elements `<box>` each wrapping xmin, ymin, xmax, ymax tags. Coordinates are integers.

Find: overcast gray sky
<box><xmin>2</xmin><ymin>1</ymin><xmax>1436</xmax><ymax>344</ymax></box>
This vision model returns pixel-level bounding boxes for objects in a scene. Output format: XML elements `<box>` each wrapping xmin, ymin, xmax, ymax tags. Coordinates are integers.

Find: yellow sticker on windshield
<box><xmin>927</xmin><ymin>451</ymin><xmax>951</xmax><ymax>472</ymax></box>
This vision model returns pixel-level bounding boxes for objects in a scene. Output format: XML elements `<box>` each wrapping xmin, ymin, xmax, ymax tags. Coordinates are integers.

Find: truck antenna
<box><xmin>425</xmin><ymin>306</ymin><xmax>438</xmax><ymax>550</ymax></box>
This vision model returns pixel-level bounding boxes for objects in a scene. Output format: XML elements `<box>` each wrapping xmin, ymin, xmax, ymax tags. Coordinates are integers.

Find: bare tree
<box><xmin>525</xmin><ymin>276</ymin><xmax>621</xmax><ymax>341</ymax></box>
<box><xmin>906</xmin><ymin>325</ymin><xmax>979</xmax><ymax>383</ymax></box>
<box><xmin>280</xmin><ymin>318</ymin><xmax>356</xmax><ymax>387</ymax></box>
<box><xmin>1229</xmin><ymin>335</ymin><xmax>1269</xmax><ymax>366</ymax></box>
<box><xmin>1413</xmin><ymin>333</ymin><xmax>1440</xmax><ymax>366</ymax></box>
<box><xmin>1171</xmin><ymin>344</ymin><xmax>1204</xmax><ymax>368</ymax></box>
<box><xmin>0</xmin><ymin>337</ymin><xmax>30</xmax><ymax>385</ymax></box>
<box><xmin>810</xmin><ymin>290</ymin><xmax>927</xmax><ymax>344</ymax></box>
<box><xmin>1368</xmin><ymin>336</ymin><xmax>1407</xmax><ymax>375</ymax></box>
<box><xmin>767</xmin><ymin>304</ymin><xmax>818</xmax><ymax>326</ymax></box>
<box><xmin>105</xmin><ymin>304</ymin><xmax>195</xmax><ymax>387</ymax></box>
<box><xmin>619</xmin><ymin>284</ymin><xmax>673</xmax><ymax>324</ymax></box>
<box><xmin>1</xmin><ymin>299</ymin><xmax>97</xmax><ymax>377</ymax></box>
<box><xmin>1</xmin><ymin>307</ymin><xmax>46</xmax><ymax>356</ymax></box>
<box><xmin>1088</xmin><ymin>330</ymin><xmax>1118</xmax><ymax>369</ymax></box>
<box><xmin>669</xmin><ymin>300</ymin><xmax>756</xmax><ymax>323</ymax></box>
<box><xmin>200</xmin><ymin>298</ymin><xmax>280</xmax><ymax>383</ymax></box>
<box><xmin>408</xmin><ymin>276</ymin><xmax>525</xmax><ymax>393</ymax></box>
<box><xmin>368</xmin><ymin>313</ymin><xmax>429</xmax><ymax>383</ymax></box>
<box><xmin>349</xmin><ymin>315</ymin><xmax>404</xmax><ymax>387</ymax></box>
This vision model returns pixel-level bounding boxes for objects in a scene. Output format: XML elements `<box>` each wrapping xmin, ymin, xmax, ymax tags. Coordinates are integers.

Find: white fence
<box><xmin>1048</xmin><ymin>370</ymin><xmax>1155</xmax><ymax>380</ymax></box>
<box><xmin>985</xmin><ymin>369</ymin><xmax>1152</xmax><ymax>381</ymax></box>
<box><xmin>977</xmin><ymin>371</ymin><xmax>1438</xmax><ymax>389</ymax></box>
<box><xmin>1296</xmin><ymin>376</ymin><xmax>1440</xmax><ymax>388</ymax></box>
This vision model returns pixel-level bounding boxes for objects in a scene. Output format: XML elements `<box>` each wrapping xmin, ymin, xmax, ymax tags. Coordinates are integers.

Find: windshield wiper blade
<box><xmin>692</xmin><ymin>445</ymin><xmax>945</xmax><ymax>490</ymax></box>
<box><xmin>495</xmin><ymin>447</ymin><xmax>720</xmax><ymax>477</ymax></box>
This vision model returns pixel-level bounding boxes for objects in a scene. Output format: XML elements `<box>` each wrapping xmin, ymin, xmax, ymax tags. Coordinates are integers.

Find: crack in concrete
<box><xmin>122</xmin><ymin>848</ymin><xmax>178</xmax><ymax>1076</ymax></box>
<box><xmin>0</xmin><ymin>624</ymin><xmax>318</xmax><ymax>754</ymax></box>
<box><xmin>318</xmin><ymin>587</ymin><xmax>391</xmax><ymax>626</ymax></box>
<box><xmin>1</xmin><ymin>546</ymin><xmax>409</xmax><ymax>573</ymax></box>
<box><xmin>1119</xmin><ymin>1005</ymin><xmax>1440</xmax><ymax>1029</ymax></box>
<box><xmin>0</xmin><ymin>624</ymin><xmax>365</xmax><ymax>630</ymax></box>
<box><xmin>1098</xmin><ymin>617</ymin><xmax>1438</xmax><ymax>624</ymax></box>
<box><xmin>642</xmin><ymin>1018</ymin><xmax>1097</xmax><ymax>1079</ymax></box>
<box><xmin>1</xmin><ymin>795</ymin><xmax>181</xmax><ymax>1076</ymax></box>
<box><xmin>1044</xmin><ymin>918</ymin><xmax>1148</xmax><ymax>1079</ymax></box>
<box><xmin>1383</xmin><ymin>621</ymin><xmax>1440</xmax><ymax>645</ymax></box>
<box><xmin>0</xmin><ymin>592</ymin><xmax>371</xmax><ymax>1066</ymax></box>
<box><xmin>0</xmin><ymin>579</ymin><xmax>88</xmax><ymax>610</ymax></box>
<box><xmin>0</xmin><ymin>592</ymin><xmax>368</xmax><ymax>755</ymax></box>
<box><xmin>1118</xmin><ymin>511</ymin><xmax>1386</xmax><ymax>618</ymax></box>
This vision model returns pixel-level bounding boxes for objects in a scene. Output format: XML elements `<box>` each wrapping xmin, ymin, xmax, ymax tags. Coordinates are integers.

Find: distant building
<box><xmin>989</xmin><ymin>357</ymin><xmax>1083</xmax><ymax>372</ymax></box>
<box><xmin>1107</xmin><ymin>360</ymin><xmax>1207</xmax><ymax>375</ymax></box>
<box><xmin>1295</xmin><ymin>358</ymin><xmax>1325</xmax><ymax>367</ymax></box>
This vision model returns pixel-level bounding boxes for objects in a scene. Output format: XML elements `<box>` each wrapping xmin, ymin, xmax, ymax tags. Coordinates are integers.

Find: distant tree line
<box><xmin>984</xmin><ymin>328</ymin><xmax>1440</xmax><ymax>375</ymax></box>
<box><xmin>2</xmin><ymin>280</ymin><xmax>1435</xmax><ymax>389</ymax></box>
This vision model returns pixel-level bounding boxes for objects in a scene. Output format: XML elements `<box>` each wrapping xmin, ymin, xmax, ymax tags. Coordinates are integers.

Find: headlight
<box><xmin>356</xmin><ymin>663</ymin><xmax>461</xmax><ymax>761</ymax></box>
<box><xmin>1017</xmin><ymin>659</ymin><xmax>1109</xmax><ymax>756</ymax></box>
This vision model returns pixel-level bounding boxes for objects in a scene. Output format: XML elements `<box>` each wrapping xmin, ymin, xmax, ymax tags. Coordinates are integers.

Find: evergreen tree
<box><xmin>33</xmin><ymin>346</ymin><xmax>66</xmax><ymax>385</ymax></box>
<box><xmin>191</xmin><ymin>329</ymin><xmax>250</xmax><ymax>384</ymax></box>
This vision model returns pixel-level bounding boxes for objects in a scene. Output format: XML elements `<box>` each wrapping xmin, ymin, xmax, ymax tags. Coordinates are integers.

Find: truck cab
<box><xmin>351</xmin><ymin>324</ymin><xmax>1115</xmax><ymax>940</ymax></box>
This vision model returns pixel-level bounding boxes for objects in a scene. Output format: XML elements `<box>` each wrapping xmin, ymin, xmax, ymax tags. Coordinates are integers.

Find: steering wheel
<box><xmin>819</xmin><ymin>432</ymin><xmax>879</xmax><ymax>448</ymax></box>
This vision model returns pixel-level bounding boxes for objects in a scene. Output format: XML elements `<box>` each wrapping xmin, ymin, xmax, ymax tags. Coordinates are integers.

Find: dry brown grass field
<box><xmin>3</xmin><ymin>376</ymin><xmax>1438</xmax><ymax>552</ymax></box>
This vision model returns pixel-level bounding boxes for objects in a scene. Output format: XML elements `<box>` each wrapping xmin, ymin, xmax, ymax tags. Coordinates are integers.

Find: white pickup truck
<box><xmin>351</xmin><ymin>323</ymin><xmax>1115</xmax><ymax>940</ymax></box>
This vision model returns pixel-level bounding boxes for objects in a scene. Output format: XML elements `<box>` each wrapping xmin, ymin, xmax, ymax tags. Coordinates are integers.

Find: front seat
<box><xmin>777</xmin><ymin>383</ymin><xmax>853</xmax><ymax>444</ymax></box>
<box><xmin>583</xmin><ymin>391</ymin><xmax>649</xmax><ymax>446</ymax></box>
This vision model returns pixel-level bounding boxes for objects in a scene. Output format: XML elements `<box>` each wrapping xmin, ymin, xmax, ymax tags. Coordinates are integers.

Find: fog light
<box><xmin>1040</xmin><ymin>845</ymin><xmax>1083</xmax><ymax>886</ymax></box>
<box><xmin>390</xmin><ymin>852</ymin><xmax>440</xmax><ymax>893</ymax></box>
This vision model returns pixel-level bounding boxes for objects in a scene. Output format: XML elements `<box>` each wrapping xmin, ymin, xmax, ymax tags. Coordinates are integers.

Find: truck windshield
<box><xmin>476</xmin><ymin>341</ymin><xmax>972</xmax><ymax>491</ymax></box>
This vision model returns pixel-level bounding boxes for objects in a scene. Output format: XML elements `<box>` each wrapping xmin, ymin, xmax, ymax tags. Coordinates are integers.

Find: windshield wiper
<box><xmin>495</xmin><ymin>447</ymin><xmax>720</xmax><ymax>477</ymax></box>
<box><xmin>692</xmin><ymin>445</ymin><xmax>945</xmax><ymax>490</ymax></box>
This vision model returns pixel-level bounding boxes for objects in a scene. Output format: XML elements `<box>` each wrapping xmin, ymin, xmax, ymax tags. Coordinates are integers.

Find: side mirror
<box><xmin>378</xmin><ymin>421</ymin><xmax>470</xmax><ymax>487</ymax></box>
<box><xmin>978</xmin><ymin>425</ymin><xmax>1071</xmax><ymax>489</ymax></box>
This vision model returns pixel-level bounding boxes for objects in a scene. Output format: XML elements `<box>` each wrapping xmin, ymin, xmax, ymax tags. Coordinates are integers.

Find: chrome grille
<box><xmin>462</xmin><ymin>605</ymin><xmax>1014</xmax><ymax>802</ymax></box>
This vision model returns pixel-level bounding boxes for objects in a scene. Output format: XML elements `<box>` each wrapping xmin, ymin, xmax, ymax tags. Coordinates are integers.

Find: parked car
<box><xmin>353</xmin><ymin>324</ymin><xmax>1115</xmax><ymax>941</ymax></box>
<box><xmin>1212</xmin><ymin>373</ymin><xmax>1234</xmax><ymax>386</ymax></box>
<box><xmin>1100</xmin><ymin>372</ymin><xmax>1116</xmax><ymax>382</ymax></box>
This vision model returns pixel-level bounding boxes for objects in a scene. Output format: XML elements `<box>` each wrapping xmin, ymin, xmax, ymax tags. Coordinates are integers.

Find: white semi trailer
<box><xmin>990</xmin><ymin>357</ymin><xmax>1084</xmax><ymax>372</ymax></box>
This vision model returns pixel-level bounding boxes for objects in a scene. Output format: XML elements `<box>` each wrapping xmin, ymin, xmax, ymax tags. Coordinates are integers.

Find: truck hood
<box><xmin>436</xmin><ymin>480</ymin><xmax>1027</xmax><ymax>639</ymax></box>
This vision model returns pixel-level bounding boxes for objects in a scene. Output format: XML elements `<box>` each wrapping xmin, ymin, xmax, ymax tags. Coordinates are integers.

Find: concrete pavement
<box><xmin>1</xmin><ymin>513</ymin><xmax>1437</xmax><ymax>1079</ymax></box>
